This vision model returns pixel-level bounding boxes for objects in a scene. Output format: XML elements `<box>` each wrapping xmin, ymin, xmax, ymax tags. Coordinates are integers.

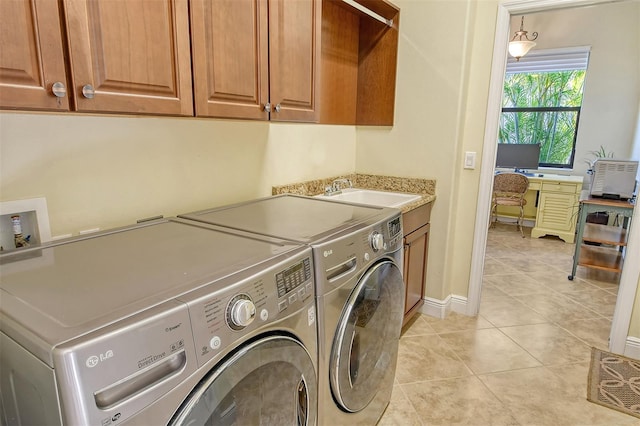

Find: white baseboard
<box><xmin>624</xmin><ymin>336</ymin><xmax>640</xmax><ymax>360</ymax></box>
<box><xmin>451</xmin><ymin>295</ymin><xmax>468</xmax><ymax>314</ymax></box>
<box><xmin>421</xmin><ymin>295</ymin><xmax>450</xmax><ymax>319</ymax></box>
<box><xmin>420</xmin><ymin>295</ymin><xmax>468</xmax><ymax>319</ymax></box>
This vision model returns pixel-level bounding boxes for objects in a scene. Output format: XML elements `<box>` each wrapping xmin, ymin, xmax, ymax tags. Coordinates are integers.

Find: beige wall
<box><xmin>0</xmin><ymin>113</ymin><xmax>356</xmax><ymax>238</ymax></box>
<box><xmin>450</xmin><ymin>0</ymin><xmax>502</xmax><ymax>297</ymax></box>
<box><xmin>356</xmin><ymin>0</ymin><xmax>640</xmax><ymax>305</ymax></box>
<box><xmin>356</xmin><ymin>0</ymin><xmax>499</xmax><ymax>299</ymax></box>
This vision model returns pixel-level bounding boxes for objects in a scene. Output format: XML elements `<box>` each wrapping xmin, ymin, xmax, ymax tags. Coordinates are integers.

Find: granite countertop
<box><xmin>272</xmin><ymin>173</ymin><xmax>436</xmax><ymax>213</ymax></box>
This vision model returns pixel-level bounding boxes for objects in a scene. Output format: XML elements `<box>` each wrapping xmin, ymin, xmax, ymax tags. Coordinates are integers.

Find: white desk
<box><xmin>495</xmin><ymin>173</ymin><xmax>583</xmax><ymax>243</ymax></box>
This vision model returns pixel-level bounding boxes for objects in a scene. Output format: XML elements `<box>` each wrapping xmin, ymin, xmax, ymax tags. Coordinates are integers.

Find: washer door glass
<box><xmin>330</xmin><ymin>259</ymin><xmax>404</xmax><ymax>413</ymax></box>
<box><xmin>170</xmin><ymin>335</ymin><xmax>317</xmax><ymax>426</ymax></box>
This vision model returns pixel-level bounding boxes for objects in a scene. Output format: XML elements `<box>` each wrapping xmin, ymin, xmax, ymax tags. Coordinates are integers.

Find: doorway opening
<box><xmin>468</xmin><ymin>0</ymin><xmax>640</xmax><ymax>356</ymax></box>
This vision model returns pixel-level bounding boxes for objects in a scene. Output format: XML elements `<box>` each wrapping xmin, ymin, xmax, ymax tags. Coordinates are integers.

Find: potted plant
<box><xmin>584</xmin><ymin>145</ymin><xmax>614</xmax><ymax>174</ymax></box>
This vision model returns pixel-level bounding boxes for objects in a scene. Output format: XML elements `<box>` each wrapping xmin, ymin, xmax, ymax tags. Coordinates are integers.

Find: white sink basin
<box><xmin>315</xmin><ymin>188</ymin><xmax>421</xmax><ymax>208</ymax></box>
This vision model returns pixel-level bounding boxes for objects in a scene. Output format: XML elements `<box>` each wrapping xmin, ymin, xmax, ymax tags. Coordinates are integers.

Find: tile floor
<box><xmin>379</xmin><ymin>223</ymin><xmax>639</xmax><ymax>425</ymax></box>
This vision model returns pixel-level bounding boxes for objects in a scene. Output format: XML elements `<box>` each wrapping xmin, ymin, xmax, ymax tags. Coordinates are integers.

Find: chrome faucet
<box><xmin>324</xmin><ymin>178</ymin><xmax>353</xmax><ymax>196</ymax></box>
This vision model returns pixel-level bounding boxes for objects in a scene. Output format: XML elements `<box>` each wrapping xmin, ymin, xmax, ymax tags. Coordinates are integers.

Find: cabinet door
<box><xmin>190</xmin><ymin>0</ymin><xmax>269</xmax><ymax>120</ymax></box>
<box><xmin>403</xmin><ymin>223</ymin><xmax>429</xmax><ymax>322</ymax></box>
<box><xmin>0</xmin><ymin>0</ymin><xmax>70</xmax><ymax>111</ymax></box>
<box><xmin>268</xmin><ymin>0</ymin><xmax>320</xmax><ymax>122</ymax></box>
<box><xmin>63</xmin><ymin>0</ymin><xmax>193</xmax><ymax>115</ymax></box>
<box><xmin>537</xmin><ymin>192</ymin><xmax>578</xmax><ymax>232</ymax></box>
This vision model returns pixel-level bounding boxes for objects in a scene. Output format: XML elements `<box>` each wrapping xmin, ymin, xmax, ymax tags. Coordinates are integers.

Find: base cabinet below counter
<box><xmin>401</xmin><ymin>202</ymin><xmax>432</xmax><ymax>327</ymax></box>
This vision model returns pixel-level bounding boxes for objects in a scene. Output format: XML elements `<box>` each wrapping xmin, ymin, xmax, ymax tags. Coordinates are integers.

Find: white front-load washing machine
<box><xmin>180</xmin><ymin>195</ymin><xmax>405</xmax><ymax>425</ymax></box>
<box><xmin>0</xmin><ymin>218</ymin><xmax>317</xmax><ymax>425</ymax></box>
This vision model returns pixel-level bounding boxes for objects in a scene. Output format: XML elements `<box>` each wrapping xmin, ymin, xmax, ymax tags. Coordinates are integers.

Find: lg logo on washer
<box><xmin>86</xmin><ymin>350</ymin><xmax>114</xmax><ymax>368</ymax></box>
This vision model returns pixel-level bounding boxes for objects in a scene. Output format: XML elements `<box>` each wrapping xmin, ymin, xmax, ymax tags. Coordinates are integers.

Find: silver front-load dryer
<box><xmin>0</xmin><ymin>218</ymin><xmax>317</xmax><ymax>426</ymax></box>
<box><xmin>180</xmin><ymin>195</ymin><xmax>405</xmax><ymax>425</ymax></box>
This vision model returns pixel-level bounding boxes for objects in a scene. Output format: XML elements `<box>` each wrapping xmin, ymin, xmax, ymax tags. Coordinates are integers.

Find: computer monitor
<box><xmin>495</xmin><ymin>143</ymin><xmax>541</xmax><ymax>172</ymax></box>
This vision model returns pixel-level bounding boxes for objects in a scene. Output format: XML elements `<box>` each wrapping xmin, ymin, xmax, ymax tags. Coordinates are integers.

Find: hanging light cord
<box><xmin>511</xmin><ymin>16</ymin><xmax>538</xmax><ymax>42</ymax></box>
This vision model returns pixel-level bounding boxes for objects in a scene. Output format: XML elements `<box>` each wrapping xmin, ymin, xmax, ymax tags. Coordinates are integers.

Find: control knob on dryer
<box><xmin>228</xmin><ymin>296</ymin><xmax>256</xmax><ymax>329</ymax></box>
<box><xmin>369</xmin><ymin>231</ymin><xmax>385</xmax><ymax>252</ymax></box>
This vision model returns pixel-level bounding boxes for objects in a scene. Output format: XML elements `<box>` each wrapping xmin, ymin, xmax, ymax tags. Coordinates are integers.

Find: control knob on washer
<box><xmin>369</xmin><ymin>231</ymin><xmax>385</xmax><ymax>251</ymax></box>
<box><xmin>229</xmin><ymin>298</ymin><xmax>256</xmax><ymax>329</ymax></box>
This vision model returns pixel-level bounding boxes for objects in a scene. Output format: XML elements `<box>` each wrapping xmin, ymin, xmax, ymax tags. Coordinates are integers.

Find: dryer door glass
<box><xmin>170</xmin><ymin>335</ymin><xmax>317</xmax><ymax>426</ymax></box>
<box><xmin>330</xmin><ymin>259</ymin><xmax>404</xmax><ymax>412</ymax></box>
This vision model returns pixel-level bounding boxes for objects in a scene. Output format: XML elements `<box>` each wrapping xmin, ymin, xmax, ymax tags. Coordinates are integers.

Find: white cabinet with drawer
<box><xmin>531</xmin><ymin>178</ymin><xmax>582</xmax><ymax>243</ymax></box>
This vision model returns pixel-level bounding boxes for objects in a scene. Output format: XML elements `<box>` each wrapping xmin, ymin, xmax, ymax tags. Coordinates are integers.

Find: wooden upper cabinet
<box><xmin>191</xmin><ymin>0</ymin><xmax>319</xmax><ymax>122</ymax></box>
<box><xmin>190</xmin><ymin>0</ymin><xmax>269</xmax><ymax>120</ymax></box>
<box><xmin>268</xmin><ymin>0</ymin><xmax>320</xmax><ymax>122</ymax></box>
<box><xmin>1</xmin><ymin>0</ymin><xmax>396</xmax><ymax>124</ymax></box>
<box><xmin>63</xmin><ymin>0</ymin><xmax>193</xmax><ymax>115</ymax></box>
<box><xmin>0</xmin><ymin>0</ymin><xmax>70</xmax><ymax>111</ymax></box>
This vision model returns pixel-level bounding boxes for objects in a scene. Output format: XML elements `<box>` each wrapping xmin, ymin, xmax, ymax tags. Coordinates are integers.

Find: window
<box><xmin>499</xmin><ymin>47</ymin><xmax>590</xmax><ymax>169</ymax></box>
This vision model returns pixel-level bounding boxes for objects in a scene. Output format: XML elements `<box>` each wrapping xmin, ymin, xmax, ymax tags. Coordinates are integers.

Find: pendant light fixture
<box><xmin>508</xmin><ymin>16</ymin><xmax>538</xmax><ymax>61</ymax></box>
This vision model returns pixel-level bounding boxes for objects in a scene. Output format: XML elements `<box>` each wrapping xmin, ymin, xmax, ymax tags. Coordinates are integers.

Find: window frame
<box><xmin>499</xmin><ymin>46</ymin><xmax>590</xmax><ymax>170</ymax></box>
<box><xmin>500</xmin><ymin>106</ymin><xmax>581</xmax><ymax>169</ymax></box>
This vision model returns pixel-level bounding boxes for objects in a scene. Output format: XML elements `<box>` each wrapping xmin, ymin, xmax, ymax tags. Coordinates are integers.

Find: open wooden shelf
<box><xmin>582</xmin><ymin>223</ymin><xmax>627</xmax><ymax>246</ymax></box>
<box><xmin>569</xmin><ymin>196</ymin><xmax>634</xmax><ymax>281</ymax></box>
<box><xmin>320</xmin><ymin>0</ymin><xmax>399</xmax><ymax>125</ymax></box>
<box><xmin>578</xmin><ymin>244</ymin><xmax>624</xmax><ymax>273</ymax></box>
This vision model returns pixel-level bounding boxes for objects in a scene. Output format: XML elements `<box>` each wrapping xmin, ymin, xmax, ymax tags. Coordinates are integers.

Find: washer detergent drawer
<box><xmin>52</xmin><ymin>300</ymin><xmax>196</xmax><ymax>426</ymax></box>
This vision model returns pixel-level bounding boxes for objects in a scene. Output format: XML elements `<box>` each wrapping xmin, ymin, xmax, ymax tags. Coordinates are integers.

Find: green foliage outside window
<box><xmin>499</xmin><ymin>70</ymin><xmax>586</xmax><ymax>168</ymax></box>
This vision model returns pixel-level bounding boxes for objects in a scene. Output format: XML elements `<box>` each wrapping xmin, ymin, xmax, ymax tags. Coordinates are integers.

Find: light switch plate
<box><xmin>464</xmin><ymin>151</ymin><xmax>476</xmax><ymax>169</ymax></box>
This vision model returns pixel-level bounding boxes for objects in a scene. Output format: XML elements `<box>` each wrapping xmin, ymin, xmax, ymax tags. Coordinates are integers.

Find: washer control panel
<box><xmin>386</xmin><ymin>215</ymin><xmax>403</xmax><ymax>248</ymax></box>
<box><xmin>180</xmin><ymin>250</ymin><xmax>315</xmax><ymax>368</ymax></box>
<box><xmin>276</xmin><ymin>258</ymin><xmax>311</xmax><ymax>297</ymax></box>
